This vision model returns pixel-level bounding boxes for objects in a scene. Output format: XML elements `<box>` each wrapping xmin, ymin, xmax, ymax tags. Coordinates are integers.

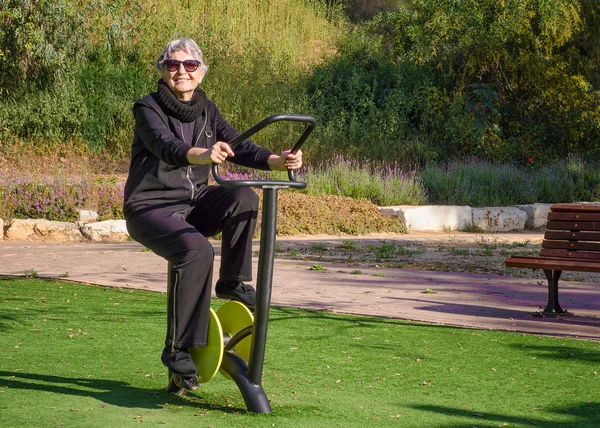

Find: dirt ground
<box><xmin>0</xmin><ymin>152</ymin><xmax>129</xmax><ymax>184</ymax></box>
<box><xmin>272</xmin><ymin>232</ymin><xmax>600</xmax><ymax>284</ymax></box>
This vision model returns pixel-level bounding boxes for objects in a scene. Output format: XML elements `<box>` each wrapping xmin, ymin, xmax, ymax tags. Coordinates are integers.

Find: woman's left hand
<box><xmin>268</xmin><ymin>149</ymin><xmax>303</xmax><ymax>171</ymax></box>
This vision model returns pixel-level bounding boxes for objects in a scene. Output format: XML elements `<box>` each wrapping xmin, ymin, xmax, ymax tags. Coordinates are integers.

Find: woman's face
<box><xmin>162</xmin><ymin>50</ymin><xmax>203</xmax><ymax>101</ymax></box>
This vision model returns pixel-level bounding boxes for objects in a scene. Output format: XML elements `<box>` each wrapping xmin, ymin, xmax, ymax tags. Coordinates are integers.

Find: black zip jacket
<box><xmin>123</xmin><ymin>93</ymin><xmax>273</xmax><ymax>219</ymax></box>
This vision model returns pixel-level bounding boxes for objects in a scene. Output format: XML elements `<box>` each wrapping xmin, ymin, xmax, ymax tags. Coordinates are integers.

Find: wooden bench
<box><xmin>504</xmin><ymin>204</ymin><xmax>600</xmax><ymax>317</ymax></box>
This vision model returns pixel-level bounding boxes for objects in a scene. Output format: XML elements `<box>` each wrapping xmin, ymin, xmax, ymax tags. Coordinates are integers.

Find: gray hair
<box><xmin>156</xmin><ymin>38</ymin><xmax>209</xmax><ymax>78</ymax></box>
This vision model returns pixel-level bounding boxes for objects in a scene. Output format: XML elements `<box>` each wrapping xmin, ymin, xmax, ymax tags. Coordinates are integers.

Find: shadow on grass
<box><xmin>410</xmin><ymin>403</ymin><xmax>600</xmax><ymax>427</ymax></box>
<box><xmin>0</xmin><ymin>371</ymin><xmax>241</xmax><ymax>413</ymax></box>
<box><xmin>270</xmin><ymin>295</ymin><xmax>600</xmax><ymax>340</ymax></box>
<box><xmin>0</xmin><ymin>312</ymin><xmax>21</xmax><ymax>332</ymax></box>
<box><xmin>507</xmin><ymin>344</ymin><xmax>600</xmax><ymax>363</ymax></box>
<box><xmin>268</xmin><ymin>305</ymin><xmax>472</xmax><ymax>344</ymax></box>
<box><xmin>270</xmin><ymin>305</ymin><xmax>422</xmax><ymax>327</ymax></box>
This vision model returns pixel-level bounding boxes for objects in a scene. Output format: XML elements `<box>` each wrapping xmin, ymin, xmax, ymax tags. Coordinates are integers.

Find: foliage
<box><xmin>363</xmin><ymin>0</ymin><xmax>600</xmax><ymax>162</ymax></box>
<box><xmin>0</xmin><ymin>0</ymin><xmax>86</xmax><ymax>91</ymax></box>
<box><xmin>422</xmin><ymin>159</ymin><xmax>538</xmax><ymax>206</ymax></box>
<box><xmin>339</xmin><ymin>0</ymin><xmax>399</xmax><ymax>22</ymax></box>
<box><xmin>0</xmin><ymin>0</ymin><xmax>148</xmax><ymax>151</ymax></box>
<box><xmin>299</xmin><ymin>156</ymin><xmax>427</xmax><ymax>206</ymax></box>
<box><xmin>0</xmin><ymin>178</ymin><xmax>126</xmax><ymax>222</ymax></box>
<box><xmin>0</xmin><ymin>0</ymin><xmax>341</xmax><ymax>155</ymax></box>
<box><xmin>558</xmin><ymin>154</ymin><xmax>600</xmax><ymax>202</ymax></box>
<box><xmin>221</xmin><ymin>156</ymin><xmax>427</xmax><ymax>206</ymax></box>
<box><xmin>422</xmin><ymin>156</ymin><xmax>600</xmax><ymax>207</ymax></box>
<box><xmin>304</xmin><ymin>32</ymin><xmax>440</xmax><ymax>163</ymax></box>
<box><xmin>1</xmin><ymin>157</ymin><xmax>598</xmax><ymax>228</ymax></box>
<box><xmin>94</xmin><ymin>177</ymin><xmax>125</xmax><ymax>221</ymax></box>
<box><xmin>532</xmin><ymin>163</ymin><xmax>576</xmax><ymax>203</ymax></box>
<box><xmin>77</xmin><ymin>61</ymin><xmax>152</xmax><ymax>154</ymax></box>
<box><xmin>0</xmin><ymin>179</ymin><xmax>88</xmax><ymax>221</ymax></box>
<box><xmin>4</xmin><ymin>79</ymin><xmax>97</xmax><ymax>147</ymax></box>
<box><xmin>374</xmin><ymin>240</ymin><xmax>397</xmax><ymax>259</ymax></box>
<box><xmin>2</xmin><ymin>1</ymin><xmax>599</xmax><ymax>165</ymax></box>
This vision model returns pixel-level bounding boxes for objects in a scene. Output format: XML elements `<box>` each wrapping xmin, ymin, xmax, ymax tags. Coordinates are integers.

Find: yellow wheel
<box><xmin>188</xmin><ymin>308</ymin><xmax>224</xmax><ymax>383</ymax></box>
<box><xmin>216</xmin><ymin>301</ymin><xmax>254</xmax><ymax>378</ymax></box>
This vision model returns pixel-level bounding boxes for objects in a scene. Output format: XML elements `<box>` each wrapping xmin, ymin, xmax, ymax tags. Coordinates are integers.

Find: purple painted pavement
<box><xmin>1</xmin><ymin>232</ymin><xmax>598</xmax><ymax>340</ymax></box>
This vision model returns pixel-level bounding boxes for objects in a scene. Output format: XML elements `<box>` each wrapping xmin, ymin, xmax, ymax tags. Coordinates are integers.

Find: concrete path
<box><xmin>1</xmin><ymin>232</ymin><xmax>599</xmax><ymax>341</ymax></box>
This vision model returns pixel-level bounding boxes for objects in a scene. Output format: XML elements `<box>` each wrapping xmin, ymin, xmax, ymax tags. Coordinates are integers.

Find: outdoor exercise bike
<box><xmin>166</xmin><ymin>114</ymin><xmax>316</xmax><ymax>414</ymax></box>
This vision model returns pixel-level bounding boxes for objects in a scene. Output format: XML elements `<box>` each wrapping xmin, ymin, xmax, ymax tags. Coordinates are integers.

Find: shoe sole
<box><xmin>215</xmin><ymin>293</ymin><xmax>255</xmax><ymax>309</ymax></box>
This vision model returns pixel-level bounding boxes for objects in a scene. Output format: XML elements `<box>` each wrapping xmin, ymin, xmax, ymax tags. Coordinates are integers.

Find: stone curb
<box><xmin>2</xmin><ymin>218</ymin><xmax>129</xmax><ymax>243</ymax></box>
<box><xmin>379</xmin><ymin>203</ymin><xmax>553</xmax><ymax>232</ymax></box>
<box><xmin>0</xmin><ymin>203</ymin><xmax>588</xmax><ymax>242</ymax></box>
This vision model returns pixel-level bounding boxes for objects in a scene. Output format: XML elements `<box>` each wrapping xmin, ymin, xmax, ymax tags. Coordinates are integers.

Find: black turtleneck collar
<box><xmin>156</xmin><ymin>79</ymin><xmax>206</xmax><ymax>122</ymax></box>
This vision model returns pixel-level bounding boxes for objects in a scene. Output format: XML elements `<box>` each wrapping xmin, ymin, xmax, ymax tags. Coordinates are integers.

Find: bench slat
<box><xmin>540</xmin><ymin>248</ymin><xmax>600</xmax><ymax>261</ymax></box>
<box><xmin>547</xmin><ymin>212</ymin><xmax>600</xmax><ymax>221</ymax></box>
<box><xmin>505</xmin><ymin>256</ymin><xmax>600</xmax><ymax>272</ymax></box>
<box><xmin>544</xmin><ymin>231</ymin><xmax>600</xmax><ymax>241</ymax></box>
<box><xmin>551</xmin><ymin>204</ymin><xmax>600</xmax><ymax>213</ymax></box>
<box><xmin>542</xmin><ymin>240</ymin><xmax>600</xmax><ymax>252</ymax></box>
<box><xmin>545</xmin><ymin>220</ymin><xmax>599</xmax><ymax>231</ymax></box>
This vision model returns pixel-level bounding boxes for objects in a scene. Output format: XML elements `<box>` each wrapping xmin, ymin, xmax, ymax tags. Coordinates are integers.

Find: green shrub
<box><xmin>0</xmin><ymin>78</ymin><xmax>87</xmax><ymax>144</ymax></box>
<box><xmin>304</xmin><ymin>32</ymin><xmax>437</xmax><ymax>163</ymax></box>
<box><xmin>77</xmin><ymin>61</ymin><xmax>152</xmax><ymax>155</ymax></box>
<box><xmin>0</xmin><ymin>0</ymin><xmax>86</xmax><ymax>90</ymax></box>
<box><xmin>0</xmin><ymin>177</ymin><xmax>124</xmax><ymax>223</ymax></box>
<box><xmin>363</xmin><ymin>0</ymin><xmax>600</xmax><ymax>163</ymax></box>
<box><xmin>3</xmin><ymin>0</ymin><xmax>600</xmax><ymax>166</ymax></box>
<box><xmin>421</xmin><ymin>156</ymin><xmax>600</xmax><ymax>206</ymax></box>
<box><xmin>375</xmin><ymin>240</ymin><xmax>397</xmax><ymax>259</ymax></box>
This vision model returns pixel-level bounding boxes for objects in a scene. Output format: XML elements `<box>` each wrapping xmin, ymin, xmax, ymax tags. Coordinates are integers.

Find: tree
<box><xmin>365</xmin><ymin>0</ymin><xmax>600</xmax><ymax>161</ymax></box>
<box><xmin>0</xmin><ymin>0</ymin><xmax>85</xmax><ymax>92</ymax></box>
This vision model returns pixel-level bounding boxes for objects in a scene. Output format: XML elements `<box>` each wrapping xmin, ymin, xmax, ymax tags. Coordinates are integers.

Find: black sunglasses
<box><xmin>162</xmin><ymin>59</ymin><xmax>201</xmax><ymax>72</ymax></box>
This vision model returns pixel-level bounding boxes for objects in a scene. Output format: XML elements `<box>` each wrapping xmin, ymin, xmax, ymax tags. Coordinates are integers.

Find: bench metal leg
<box><xmin>542</xmin><ymin>269</ymin><xmax>567</xmax><ymax>316</ymax></box>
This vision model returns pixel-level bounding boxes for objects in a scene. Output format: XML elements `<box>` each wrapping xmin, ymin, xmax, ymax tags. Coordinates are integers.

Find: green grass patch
<box><xmin>1</xmin><ymin>277</ymin><xmax>599</xmax><ymax>427</ymax></box>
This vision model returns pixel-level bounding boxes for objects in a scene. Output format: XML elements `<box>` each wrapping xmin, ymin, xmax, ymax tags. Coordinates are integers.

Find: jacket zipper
<box><xmin>180</xmin><ymin>114</ymin><xmax>207</xmax><ymax>201</ymax></box>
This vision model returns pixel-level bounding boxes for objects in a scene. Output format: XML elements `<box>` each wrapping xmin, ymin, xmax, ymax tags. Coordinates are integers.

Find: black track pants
<box><xmin>126</xmin><ymin>186</ymin><xmax>259</xmax><ymax>349</ymax></box>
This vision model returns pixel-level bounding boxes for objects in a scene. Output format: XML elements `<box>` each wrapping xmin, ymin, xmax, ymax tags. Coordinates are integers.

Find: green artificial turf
<box><xmin>0</xmin><ymin>276</ymin><xmax>599</xmax><ymax>427</ymax></box>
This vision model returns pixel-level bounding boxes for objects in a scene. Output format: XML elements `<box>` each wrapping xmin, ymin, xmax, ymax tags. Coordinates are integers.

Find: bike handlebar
<box><xmin>211</xmin><ymin>114</ymin><xmax>316</xmax><ymax>189</ymax></box>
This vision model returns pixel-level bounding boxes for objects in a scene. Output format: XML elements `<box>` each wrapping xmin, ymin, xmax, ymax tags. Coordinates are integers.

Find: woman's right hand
<box><xmin>188</xmin><ymin>141</ymin><xmax>234</xmax><ymax>165</ymax></box>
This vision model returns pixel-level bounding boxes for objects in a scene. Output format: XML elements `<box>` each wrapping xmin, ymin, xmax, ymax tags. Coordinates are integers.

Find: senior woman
<box><xmin>123</xmin><ymin>38</ymin><xmax>302</xmax><ymax>390</ymax></box>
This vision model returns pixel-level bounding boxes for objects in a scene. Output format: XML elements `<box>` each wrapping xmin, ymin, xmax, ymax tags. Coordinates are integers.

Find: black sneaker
<box><xmin>161</xmin><ymin>348</ymin><xmax>199</xmax><ymax>392</ymax></box>
<box><xmin>167</xmin><ymin>372</ymin><xmax>199</xmax><ymax>394</ymax></box>
<box><xmin>215</xmin><ymin>281</ymin><xmax>256</xmax><ymax>309</ymax></box>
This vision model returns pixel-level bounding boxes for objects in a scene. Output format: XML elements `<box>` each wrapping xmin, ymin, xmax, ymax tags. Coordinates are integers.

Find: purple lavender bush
<box><xmin>0</xmin><ymin>179</ymin><xmax>89</xmax><ymax>221</ymax></box>
<box><xmin>297</xmin><ymin>156</ymin><xmax>427</xmax><ymax>206</ymax></box>
<box><xmin>422</xmin><ymin>158</ymin><xmax>538</xmax><ymax>207</ymax></box>
<box><xmin>422</xmin><ymin>156</ymin><xmax>600</xmax><ymax>207</ymax></box>
<box><xmin>96</xmin><ymin>184</ymin><xmax>124</xmax><ymax>221</ymax></box>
